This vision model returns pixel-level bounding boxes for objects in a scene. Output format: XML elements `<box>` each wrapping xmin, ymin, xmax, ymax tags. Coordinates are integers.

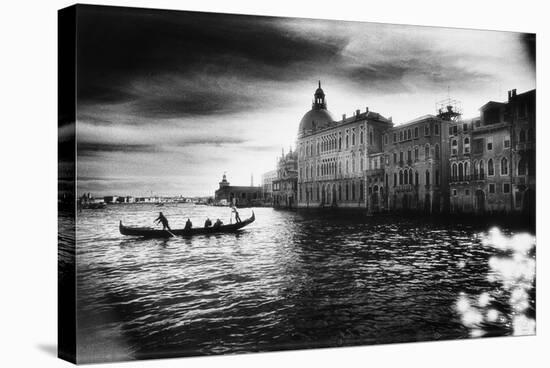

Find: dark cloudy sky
<box><xmin>75</xmin><ymin>5</ymin><xmax>535</xmax><ymax>197</ymax></box>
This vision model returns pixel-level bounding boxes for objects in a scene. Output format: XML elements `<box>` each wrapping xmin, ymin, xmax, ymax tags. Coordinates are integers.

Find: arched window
<box><xmin>452</xmin><ymin>163</ymin><xmax>458</xmax><ymax>179</ymax></box>
<box><xmin>407</xmin><ymin>148</ymin><xmax>412</xmax><ymax>162</ymax></box>
<box><xmin>360</xmin><ymin>157</ymin><xmax>364</xmax><ymax>171</ymax></box>
<box><xmin>435</xmin><ymin>144</ymin><xmax>440</xmax><ymax>160</ymax></box>
<box><xmin>435</xmin><ymin>169</ymin><xmax>440</xmax><ymax>186</ymax></box>
<box><xmin>317</xmin><ymin>142</ymin><xmax>320</xmax><ymax>154</ymax></box>
<box><xmin>393</xmin><ymin>173</ymin><xmax>397</xmax><ymax>187</ymax></box>
<box><xmin>488</xmin><ymin>159</ymin><xmax>494</xmax><ymax>176</ymax></box>
<box><xmin>352</xmin><ymin>182</ymin><xmax>356</xmax><ymax>200</ymax></box>
<box><xmin>425</xmin><ymin>144</ymin><xmax>430</xmax><ymax>159</ymax></box>
<box><xmin>425</xmin><ymin>170</ymin><xmax>430</xmax><ymax>185</ymax></box>
<box><xmin>346</xmin><ymin>160</ymin><xmax>349</xmax><ymax>174</ymax></box>
<box><xmin>519</xmin><ymin>129</ymin><xmax>526</xmax><ymax>142</ymax></box>
<box><xmin>346</xmin><ymin>135</ymin><xmax>349</xmax><ymax>148</ymax></box>
<box><xmin>409</xmin><ymin>169</ymin><xmax>413</xmax><ymax>185</ymax></box>
<box><xmin>501</xmin><ymin>157</ymin><xmax>508</xmax><ymax>175</ymax></box>
<box><xmin>458</xmin><ymin>162</ymin><xmax>464</xmax><ymax>181</ymax></box>
<box><xmin>338</xmin><ymin>185</ymin><xmax>342</xmax><ymax>200</ymax></box>
<box><xmin>399</xmin><ymin>170</ymin><xmax>403</xmax><ymax>185</ymax></box>
<box><xmin>479</xmin><ymin>160</ymin><xmax>485</xmax><ymax>178</ymax></box>
<box><xmin>415</xmin><ymin>171</ymin><xmax>419</xmax><ymax>186</ymax></box>
<box><xmin>414</xmin><ymin>147</ymin><xmax>419</xmax><ymax>161</ymax></box>
<box><xmin>472</xmin><ymin>160</ymin><xmax>478</xmax><ymax>177</ymax></box>
<box><xmin>464</xmin><ymin>162</ymin><xmax>469</xmax><ymax>178</ymax></box>
<box><xmin>369</xmin><ymin>131</ymin><xmax>373</xmax><ymax>145</ymax></box>
<box><xmin>352</xmin><ymin>133</ymin><xmax>356</xmax><ymax>146</ymax></box>
<box><xmin>339</xmin><ymin>137</ymin><xmax>342</xmax><ymax>150</ymax></box>
<box><xmin>360</xmin><ymin>131</ymin><xmax>364</xmax><ymax>145</ymax></box>
<box><xmin>404</xmin><ymin>169</ymin><xmax>408</xmax><ymax>184</ymax></box>
<box><xmin>346</xmin><ymin>183</ymin><xmax>349</xmax><ymax>200</ymax></box>
<box><xmin>414</xmin><ymin>127</ymin><xmax>419</xmax><ymax>138</ymax></box>
<box><xmin>518</xmin><ymin>159</ymin><xmax>527</xmax><ymax>176</ymax></box>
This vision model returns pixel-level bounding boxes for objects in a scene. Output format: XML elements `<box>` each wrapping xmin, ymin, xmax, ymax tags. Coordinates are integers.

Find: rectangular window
<box><xmin>463</xmin><ymin>123</ymin><xmax>468</xmax><ymax>132</ymax></box>
<box><xmin>393</xmin><ymin>133</ymin><xmax>397</xmax><ymax>143</ymax></box>
<box><xmin>393</xmin><ymin>152</ymin><xmax>397</xmax><ymax>164</ymax></box>
<box><xmin>504</xmin><ymin>135</ymin><xmax>511</xmax><ymax>148</ymax></box>
<box><xmin>414</xmin><ymin>127</ymin><xmax>419</xmax><ymax>138</ymax></box>
<box><xmin>453</xmin><ymin>125</ymin><xmax>458</xmax><ymax>135</ymax></box>
<box><xmin>452</xmin><ymin>189</ymin><xmax>457</xmax><ymax>196</ymax></box>
<box><xmin>487</xmin><ymin>136</ymin><xmax>493</xmax><ymax>151</ymax></box>
<box><xmin>399</xmin><ymin>151</ymin><xmax>403</xmax><ymax>162</ymax></box>
<box><xmin>489</xmin><ymin>183</ymin><xmax>495</xmax><ymax>194</ymax></box>
<box><xmin>425</xmin><ymin>125</ymin><xmax>430</xmax><ymax>136</ymax></box>
<box><xmin>465</xmin><ymin>189</ymin><xmax>470</xmax><ymax>196</ymax></box>
<box><xmin>434</xmin><ymin>124</ymin><xmax>439</xmax><ymax>135</ymax></box>
<box><xmin>503</xmin><ymin>183</ymin><xmax>510</xmax><ymax>193</ymax></box>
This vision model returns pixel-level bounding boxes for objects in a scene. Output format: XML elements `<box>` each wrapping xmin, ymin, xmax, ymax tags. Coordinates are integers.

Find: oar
<box><xmin>154</xmin><ymin>221</ymin><xmax>176</xmax><ymax>238</ymax></box>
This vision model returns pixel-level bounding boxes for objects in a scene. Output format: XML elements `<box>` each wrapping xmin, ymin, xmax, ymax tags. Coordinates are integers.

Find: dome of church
<box><xmin>298</xmin><ymin>81</ymin><xmax>335</xmax><ymax>137</ymax></box>
<box><xmin>298</xmin><ymin>108</ymin><xmax>335</xmax><ymax>136</ymax></box>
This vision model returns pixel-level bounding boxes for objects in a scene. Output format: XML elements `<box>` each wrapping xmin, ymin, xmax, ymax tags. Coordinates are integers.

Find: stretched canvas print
<box><xmin>58</xmin><ymin>4</ymin><xmax>536</xmax><ymax>364</ymax></box>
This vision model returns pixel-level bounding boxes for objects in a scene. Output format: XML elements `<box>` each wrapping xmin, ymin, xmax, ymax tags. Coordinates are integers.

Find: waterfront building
<box><xmin>448</xmin><ymin>88</ymin><xmax>535</xmax><ymax>215</ymax></box>
<box><xmin>377</xmin><ymin>114</ymin><xmax>452</xmax><ymax>213</ymax></box>
<box><xmin>261</xmin><ymin>170</ymin><xmax>277</xmax><ymax>203</ymax></box>
<box><xmin>448</xmin><ymin>117</ymin><xmax>477</xmax><ymax>213</ymax></box>
<box><xmin>273</xmin><ymin>148</ymin><xmax>298</xmax><ymax>208</ymax></box>
<box><xmin>296</xmin><ymin>82</ymin><xmax>393</xmax><ymax>208</ymax></box>
<box><xmin>214</xmin><ymin>173</ymin><xmax>262</xmax><ymax>206</ymax></box>
<box><xmin>290</xmin><ymin>82</ymin><xmax>535</xmax><ymax>215</ymax></box>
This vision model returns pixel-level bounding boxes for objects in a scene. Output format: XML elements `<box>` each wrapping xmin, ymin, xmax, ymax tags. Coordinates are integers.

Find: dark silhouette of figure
<box><xmin>154</xmin><ymin>212</ymin><xmax>171</xmax><ymax>230</ymax></box>
<box><xmin>213</xmin><ymin>218</ymin><xmax>223</xmax><ymax>229</ymax></box>
<box><xmin>231</xmin><ymin>206</ymin><xmax>242</xmax><ymax>223</ymax></box>
<box><xmin>184</xmin><ymin>218</ymin><xmax>192</xmax><ymax>230</ymax></box>
<box><xmin>204</xmin><ymin>218</ymin><xmax>212</xmax><ymax>228</ymax></box>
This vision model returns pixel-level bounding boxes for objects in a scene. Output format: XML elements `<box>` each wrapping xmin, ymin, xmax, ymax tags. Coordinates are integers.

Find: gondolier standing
<box><xmin>154</xmin><ymin>212</ymin><xmax>171</xmax><ymax>230</ymax></box>
<box><xmin>231</xmin><ymin>205</ymin><xmax>242</xmax><ymax>223</ymax></box>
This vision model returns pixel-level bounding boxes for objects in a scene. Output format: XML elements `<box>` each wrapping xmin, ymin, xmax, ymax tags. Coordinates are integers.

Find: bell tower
<box><xmin>312</xmin><ymin>80</ymin><xmax>327</xmax><ymax>109</ymax></box>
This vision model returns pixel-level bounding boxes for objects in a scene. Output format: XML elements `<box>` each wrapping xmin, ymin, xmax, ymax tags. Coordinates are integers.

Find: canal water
<box><xmin>66</xmin><ymin>204</ymin><xmax>535</xmax><ymax>363</ymax></box>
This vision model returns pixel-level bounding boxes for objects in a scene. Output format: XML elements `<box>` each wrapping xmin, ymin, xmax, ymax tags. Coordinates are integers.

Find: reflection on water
<box><xmin>455</xmin><ymin>228</ymin><xmax>536</xmax><ymax>338</ymax></box>
<box><xmin>73</xmin><ymin>204</ymin><xmax>536</xmax><ymax>363</ymax></box>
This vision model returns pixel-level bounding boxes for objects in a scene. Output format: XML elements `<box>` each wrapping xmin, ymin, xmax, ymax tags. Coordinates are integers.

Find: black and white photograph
<box><xmin>55</xmin><ymin>2</ymin><xmax>537</xmax><ymax>365</ymax></box>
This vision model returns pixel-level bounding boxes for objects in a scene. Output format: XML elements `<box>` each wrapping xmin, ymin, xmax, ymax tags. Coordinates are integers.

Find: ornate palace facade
<box><xmin>296</xmin><ymin>82</ymin><xmax>393</xmax><ymax>208</ymax></box>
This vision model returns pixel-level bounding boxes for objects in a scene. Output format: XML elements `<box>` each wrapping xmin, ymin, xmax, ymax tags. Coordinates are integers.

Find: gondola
<box><xmin>119</xmin><ymin>211</ymin><xmax>255</xmax><ymax>238</ymax></box>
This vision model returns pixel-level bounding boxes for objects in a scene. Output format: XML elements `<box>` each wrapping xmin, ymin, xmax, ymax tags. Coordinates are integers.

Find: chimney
<box><xmin>342</xmin><ymin>114</ymin><xmax>346</xmax><ymax>120</ymax></box>
<box><xmin>512</xmin><ymin>89</ymin><xmax>517</xmax><ymax>97</ymax></box>
<box><xmin>251</xmin><ymin>173</ymin><xmax>254</xmax><ymax>187</ymax></box>
<box><xmin>366</xmin><ymin>107</ymin><xmax>369</xmax><ymax>113</ymax></box>
<box><xmin>508</xmin><ymin>90</ymin><xmax>512</xmax><ymax>101</ymax></box>
<box><xmin>356</xmin><ymin>109</ymin><xmax>360</xmax><ymax>116</ymax></box>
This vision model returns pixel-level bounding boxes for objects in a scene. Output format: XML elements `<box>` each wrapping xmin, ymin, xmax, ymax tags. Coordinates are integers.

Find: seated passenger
<box><xmin>204</xmin><ymin>218</ymin><xmax>212</xmax><ymax>228</ymax></box>
<box><xmin>213</xmin><ymin>218</ymin><xmax>223</xmax><ymax>228</ymax></box>
<box><xmin>184</xmin><ymin>218</ymin><xmax>192</xmax><ymax>230</ymax></box>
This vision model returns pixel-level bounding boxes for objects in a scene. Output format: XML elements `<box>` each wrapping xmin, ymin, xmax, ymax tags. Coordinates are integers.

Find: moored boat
<box><xmin>119</xmin><ymin>211</ymin><xmax>255</xmax><ymax>238</ymax></box>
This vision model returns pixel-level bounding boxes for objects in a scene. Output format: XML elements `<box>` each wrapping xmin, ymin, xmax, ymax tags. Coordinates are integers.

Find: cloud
<box><xmin>73</xmin><ymin>5</ymin><xmax>535</xmax><ymax>196</ymax></box>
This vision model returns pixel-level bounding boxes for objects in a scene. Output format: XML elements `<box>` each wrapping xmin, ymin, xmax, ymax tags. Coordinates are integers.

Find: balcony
<box><xmin>470</xmin><ymin>173</ymin><xmax>485</xmax><ymax>181</ymax></box>
<box><xmin>450</xmin><ymin>175</ymin><xmax>471</xmax><ymax>183</ymax></box>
